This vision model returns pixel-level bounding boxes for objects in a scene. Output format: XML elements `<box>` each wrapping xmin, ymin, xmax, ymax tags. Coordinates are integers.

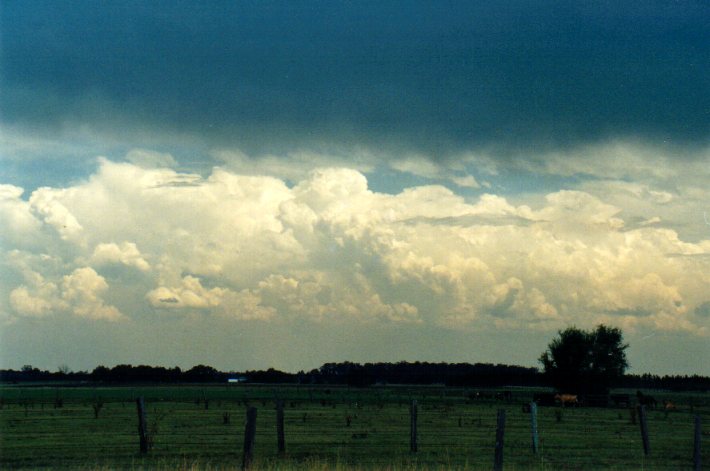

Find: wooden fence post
<box><xmin>410</xmin><ymin>400</ymin><xmax>418</xmax><ymax>453</ymax></box>
<box><xmin>530</xmin><ymin>402</ymin><xmax>539</xmax><ymax>454</ymax></box>
<box><xmin>693</xmin><ymin>415</ymin><xmax>702</xmax><ymax>471</ymax></box>
<box><xmin>276</xmin><ymin>400</ymin><xmax>285</xmax><ymax>456</ymax></box>
<box><xmin>242</xmin><ymin>407</ymin><xmax>257</xmax><ymax>470</ymax></box>
<box><xmin>136</xmin><ymin>397</ymin><xmax>149</xmax><ymax>454</ymax></box>
<box><xmin>494</xmin><ymin>409</ymin><xmax>506</xmax><ymax>471</ymax></box>
<box><xmin>637</xmin><ymin>405</ymin><xmax>650</xmax><ymax>456</ymax></box>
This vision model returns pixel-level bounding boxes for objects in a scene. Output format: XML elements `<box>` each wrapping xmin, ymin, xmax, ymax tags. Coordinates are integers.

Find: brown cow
<box><xmin>554</xmin><ymin>394</ymin><xmax>579</xmax><ymax>407</ymax></box>
<box><xmin>662</xmin><ymin>400</ymin><xmax>676</xmax><ymax>411</ymax></box>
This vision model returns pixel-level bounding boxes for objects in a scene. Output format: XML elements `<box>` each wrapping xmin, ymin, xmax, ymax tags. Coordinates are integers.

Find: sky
<box><xmin>1</xmin><ymin>1</ymin><xmax>709</xmax><ymax>375</ymax></box>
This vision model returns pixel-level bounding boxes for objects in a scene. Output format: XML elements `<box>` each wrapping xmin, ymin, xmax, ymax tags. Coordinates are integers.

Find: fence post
<box><xmin>530</xmin><ymin>402</ymin><xmax>539</xmax><ymax>454</ymax></box>
<box><xmin>693</xmin><ymin>415</ymin><xmax>702</xmax><ymax>471</ymax></box>
<box><xmin>494</xmin><ymin>409</ymin><xmax>506</xmax><ymax>471</ymax></box>
<box><xmin>276</xmin><ymin>400</ymin><xmax>285</xmax><ymax>456</ymax></box>
<box><xmin>410</xmin><ymin>400</ymin><xmax>418</xmax><ymax>453</ymax></box>
<box><xmin>637</xmin><ymin>405</ymin><xmax>650</xmax><ymax>456</ymax></box>
<box><xmin>136</xmin><ymin>397</ymin><xmax>149</xmax><ymax>454</ymax></box>
<box><xmin>242</xmin><ymin>407</ymin><xmax>257</xmax><ymax>470</ymax></box>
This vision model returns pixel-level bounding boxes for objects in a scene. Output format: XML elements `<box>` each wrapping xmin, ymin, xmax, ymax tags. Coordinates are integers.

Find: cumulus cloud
<box><xmin>29</xmin><ymin>187</ymin><xmax>84</xmax><ymax>243</ymax></box>
<box><xmin>91</xmin><ymin>242</ymin><xmax>150</xmax><ymax>271</ymax></box>
<box><xmin>147</xmin><ymin>275</ymin><xmax>276</xmax><ymax>320</ymax></box>
<box><xmin>8</xmin><ymin>264</ymin><xmax>123</xmax><ymax>321</ymax></box>
<box><xmin>61</xmin><ymin>267</ymin><xmax>124</xmax><ymax>321</ymax></box>
<box><xmin>147</xmin><ymin>276</ymin><xmax>226</xmax><ymax>309</ymax></box>
<box><xmin>257</xmin><ymin>272</ymin><xmax>420</xmax><ymax>324</ymax></box>
<box><xmin>0</xmin><ymin>185</ymin><xmax>43</xmax><ymax>248</ymax></box>
<box><xmin>2</xmin><ymin>158</ymin><xmax>709</xmax><ymax>337</ymax></box>
<box><xmin>10</xmin><ymin>284</ymin><xmax>59</xmax><ymax>317</ymax></box>
<box><xmin>536</xmin><ymin>190</ymin><xmax>625</xmax><ymax>231</ymax></box>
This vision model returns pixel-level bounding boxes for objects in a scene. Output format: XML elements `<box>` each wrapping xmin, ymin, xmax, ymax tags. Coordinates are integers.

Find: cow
<box><xmin>662</xmin><ymin>400</ymin><xmax>676</xmax><ymax>411</ymax></box>
<box><xmin>554</xmin><ymin>394</ymin><xmax>579</xmax><ymax>407</ymax></box>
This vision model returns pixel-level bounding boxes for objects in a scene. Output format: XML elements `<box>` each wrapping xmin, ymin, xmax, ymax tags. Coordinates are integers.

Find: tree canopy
<box><xmin>539</xmin><ymin>324</ymin><xmax>629</xmax><ymax>394</ymax></box>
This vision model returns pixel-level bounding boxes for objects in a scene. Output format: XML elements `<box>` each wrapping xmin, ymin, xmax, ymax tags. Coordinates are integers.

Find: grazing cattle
<box><xmin>554</xmin><ymin>394</ymin><xmax>579</xmax><ymax>407</ymax></box>
<box><xmin>662</xmin><ymin>400</ymin><xmax>676</xmax><ymax>411</ymax></box>
<box><xmin>636</xmin><ymin>390</ymin><xmax>657</xmax><ymax>409</ymax></box>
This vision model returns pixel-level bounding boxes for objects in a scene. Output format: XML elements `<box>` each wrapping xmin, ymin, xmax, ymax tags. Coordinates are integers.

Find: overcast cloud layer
<box><xmin>1</xmin><ymin>2</ymin><xmax>709</xmax><ymax>374</ymax></box>
<box><xmin>3</xmin><ymin>2</ymin><xmax>708</xmax><ymax>163</ymax></box>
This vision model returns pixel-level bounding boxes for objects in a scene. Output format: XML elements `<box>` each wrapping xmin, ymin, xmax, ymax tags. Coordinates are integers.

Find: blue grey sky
<box><xmin>3</xmin><ymin>1</ymin><xmax>708</xmax><ymax>184</ymax></box>
<box><xmin>1</xmin><ymin>1</ymin><xmax>709</xmax><ymax>374</ymax></box>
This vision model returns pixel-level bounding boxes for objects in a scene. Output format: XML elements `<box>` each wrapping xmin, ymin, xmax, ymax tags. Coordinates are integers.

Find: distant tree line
<box><xmin>618</xmin><ymin>373</ymin><xmax>710</xmax><ymax>391</ymax></box>
<box><xmin>0</xmin><ymin>364</ymin><xmax>224</xmax><ymax>384</ymax></box>
<box><xmin>311</xmin><ymin>362</ymin><xmax>542</xmax><ymax>387</ymax></box>
<box><xmin>0</xmin><ymin>362</ymin><xmax>539</xmax><ymax>386</ymax></box>
<box><xmin>1</xmin><ymin>362</ymin><xmax>708</xmax><ymax>391</ymax></box>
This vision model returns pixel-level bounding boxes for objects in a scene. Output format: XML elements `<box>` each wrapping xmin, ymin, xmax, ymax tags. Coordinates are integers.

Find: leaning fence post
<box><xmin>242</xmin><ymin>407</ymin><xmax>257</xmax><ymax>470</ymax></box>
<box><xmin>694</xmin><ymin>415</ymin><xmax>702</xmax><ymax>471</ymax></box>
<box><xmin>410</xmin><ymin>399</ymin><xmax>418</xmax><ymax>452</ymax></box>
<box><xmin>637</xmin><ymin>405</ymin><xmax>650</xmax><ymax>456</ymax></box>
<box><xmin>494</xmin><ymin>409</ymin><xmax>506</xmax><ymax>471</ymax></box>
<box><xmin>276</xmin><ymin>400</ymin><xmax>285</xmax><ymax>456</ymax></box>
<box><xmin>136</xmin><ymin>397</ymin><xmax>149</xmax><ymax>454</ymax></box>
<box><xmin>530</xmin><ymin>402</ymin><xmax>539</xmax><ymax>454</ymax></box>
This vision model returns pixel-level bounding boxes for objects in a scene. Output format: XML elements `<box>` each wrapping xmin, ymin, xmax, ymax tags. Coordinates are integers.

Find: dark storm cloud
<box><xmin>2</xmin><ymin>1</ymin><xmax>708</xmax><ymax>156</ymax></box>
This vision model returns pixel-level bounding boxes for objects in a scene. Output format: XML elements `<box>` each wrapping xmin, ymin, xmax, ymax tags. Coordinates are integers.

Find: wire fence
<box><xmin>0</xmin><ymin>386</ymin><xmax>706</xmax><ymax>469</ymax></box>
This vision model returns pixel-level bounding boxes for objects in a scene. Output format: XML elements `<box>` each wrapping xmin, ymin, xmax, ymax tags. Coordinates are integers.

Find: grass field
<box><xmin>0</xmin><ymin>384</ymin><xmax>707</xmax><ymax>470</ymax></box>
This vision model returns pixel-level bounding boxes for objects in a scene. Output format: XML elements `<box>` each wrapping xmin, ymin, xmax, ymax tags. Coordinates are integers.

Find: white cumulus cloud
<box><xmin>61</xmin><ymin>267</ymin><xmax>124</xmax><ymax>321</ymax></box>
<box><xmin>1</xmin><ymin>156</ymin><xmax>709</xmax><ymax>338</ymax></box>
<box><xmin>91</xmin><ymin>242</ymin><xmax>150</xmax><ymax>271</ymax></box>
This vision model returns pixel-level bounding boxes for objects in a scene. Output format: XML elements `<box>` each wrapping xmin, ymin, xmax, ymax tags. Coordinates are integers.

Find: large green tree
<box><xmin>539</xmin><ymin>324</ymin><xmax>629</xmax><ymax>394</ymax></box>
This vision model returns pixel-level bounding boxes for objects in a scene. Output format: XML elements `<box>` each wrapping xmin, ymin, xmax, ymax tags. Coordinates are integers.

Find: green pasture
<box><xmin>0</xmin><ymin>385</ymin><xmax>707</xmax><ymax>470</ymax></box>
